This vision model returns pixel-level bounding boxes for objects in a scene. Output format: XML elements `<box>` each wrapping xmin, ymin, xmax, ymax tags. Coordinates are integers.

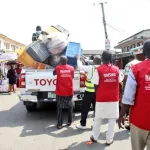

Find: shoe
<box><xmin>76</xmin><ymin>124</ymin><xmax>86</xmax><ymax>130</ymax></box>
<box><xmin>67</xmin><ymin>122</ymin><xmax>72</xmax><ymax>126</ymax></box>
<box><xmin>56</xmin><ymin>125</ymin><xmax>62</xmax><ymax>129</ymax></box>
<box><xmin>106</xmin><ymin>140</ymin><xmax>114</xmax><ymax>146</ymax></box>
<box><xmin>125</xmin><ymin>125</ymin><xmax>130</xmax><ymax>130</ymax></box>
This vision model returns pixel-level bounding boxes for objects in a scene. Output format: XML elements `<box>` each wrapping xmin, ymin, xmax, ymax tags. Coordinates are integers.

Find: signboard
<box><xmin>105</xmin><ymin>39</ymin><xmax>111</xmax><ymax>50</ymax></box>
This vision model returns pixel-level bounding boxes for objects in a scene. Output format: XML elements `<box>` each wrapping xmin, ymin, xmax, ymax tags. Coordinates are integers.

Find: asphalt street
<box><xmin>0</xmin><ymin>92</ymin><xmax>131</xmax><ymax>150</ymax></box>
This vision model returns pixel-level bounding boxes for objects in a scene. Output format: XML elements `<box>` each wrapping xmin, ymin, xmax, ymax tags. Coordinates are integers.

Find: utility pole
<box><xmin>100</xmin><ymin>2</ymin><xmax>108</xmax><ymax>40</ymax></box>
<box><xmin>94</xmin><ymin>2</ymin><xmax>110</xmax><ymax>50</ymax></box>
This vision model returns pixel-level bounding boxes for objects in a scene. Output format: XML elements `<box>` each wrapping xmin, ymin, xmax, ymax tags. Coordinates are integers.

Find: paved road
<box><xmin>0</xmin><ymin>92</ymin><xmax>131</xmax><ymax>150</ymax></box>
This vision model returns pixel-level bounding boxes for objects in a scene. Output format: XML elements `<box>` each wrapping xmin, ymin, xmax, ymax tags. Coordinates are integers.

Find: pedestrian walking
<box><xmin>76</xmin><ymin>55</ymin><xmax>101</xmax><ymax>130</ymax></box>
<box><xmin>87</xmin><ymin>51</ymin><xmax>123</xmax><ymax>145</ymax></box>
<box><xmin>118</xmin><ymin>40</ymin><xmax>150</xmax><ymax>150</ymax></box>
<box><xmin>7</xmin><ymin>65</ymin><xmax>17</xmax><ymax>93</ymax></box>
<box><xmin>123</xmin><ymin>54</ymin><xmax>140</xmax><ymax>130</ymax></box>
<box><xmin>123</xmin><ymin>54</ymin><xmax>140</xmax><ymax>89</ymax></box>
<box><xmin>53</xmin><ymin>56</ymin><xmax>74</xmax><ymax>129</ymax></box>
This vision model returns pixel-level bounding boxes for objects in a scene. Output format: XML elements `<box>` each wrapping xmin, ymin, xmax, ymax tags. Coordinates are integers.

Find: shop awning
<box><xmin>0</xmin><ymin>53</ymin><xmax>18</xmax><ymax>62</ymax></box>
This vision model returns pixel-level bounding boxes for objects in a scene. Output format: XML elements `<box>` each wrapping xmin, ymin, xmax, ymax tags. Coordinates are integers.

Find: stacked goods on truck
<box><xmin>18</xmin><ymin>25</ymin><xmax>85</xmax><ymax>112</ymax></box>
<box><xmin>18</xmin><ymin>25</ymin><xmax>82</xmax><ymax>69</ymax></box>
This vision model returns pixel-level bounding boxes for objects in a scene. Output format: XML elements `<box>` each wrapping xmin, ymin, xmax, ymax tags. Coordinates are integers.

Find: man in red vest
<box><xmin>53</xmin><ymin>56</ymin><xmax>74</xmax><ymax>129</ymax></box>
<box><xmin>118</xmin><ymin>40</ymin><xmax>150</xmax><ymax>150</ymax></box>
<box><xmin>87</xmin><ymin>51</ymin><xmax>123</xmax><ymax>145</ymax></box>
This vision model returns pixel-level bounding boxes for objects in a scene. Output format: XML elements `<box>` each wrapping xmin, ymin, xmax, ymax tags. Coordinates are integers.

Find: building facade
<box><xmin>83</xmin><ymin>50</ymin><xmax>115</xmax><ymax>56</ymax></box>
<box><xmin>114</xmin><ymin>29</ymin><xmax>150</xmax><ymax>53</ymax></box>
<box><xmin>0</xmin><ymin>33</ymin><xmax>26</xmax><ymax>52</ymax></box>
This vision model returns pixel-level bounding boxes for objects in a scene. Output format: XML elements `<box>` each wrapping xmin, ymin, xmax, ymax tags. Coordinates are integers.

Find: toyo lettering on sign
<box><xmin>34</xmin><ymin>79</ymin><xmax>57</xmax><ymax>86</ymax></box>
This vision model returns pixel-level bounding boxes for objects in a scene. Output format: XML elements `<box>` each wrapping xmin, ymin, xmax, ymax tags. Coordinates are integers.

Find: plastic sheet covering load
<box><xmin>43</xmin><ymin>32</ymin><xmax>68</xmax><ymax>55</ymax></box>
<box><xmin>65</xmin><ymin>42</ymin><xmax>82</xmax><ymax>66</ymax></box>
<box><xmin>17</xmin><ymin>47</ymin><xmax>48</xmax><ymax>69</ymax></box>
<box><xmin>26</xmin><ymin>40</ymin><xmax>50</xmax><ymax>62</ymax></box>
<box><xmin>48</xmin><ymin>54</ymin><xmax>64</xmax><ymax>68</ymax></box>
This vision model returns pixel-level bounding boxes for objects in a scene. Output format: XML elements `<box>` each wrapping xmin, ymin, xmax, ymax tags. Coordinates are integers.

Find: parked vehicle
<box><xmin>19</xmin><ymin>68</ymin><xmax>86</xmax><ymax>112</ymax></box>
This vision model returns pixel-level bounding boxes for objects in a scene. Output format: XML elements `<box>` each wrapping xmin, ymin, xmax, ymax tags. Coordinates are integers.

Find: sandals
<box><xmin>85</xmin><ymin>136</ymin><xmax>97</xmax><ymax>145</ymax></box>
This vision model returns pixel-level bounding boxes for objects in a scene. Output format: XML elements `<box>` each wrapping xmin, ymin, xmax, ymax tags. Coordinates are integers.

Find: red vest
<box><xmin>55</xmin><ymin>64</ymin><xmax>74</xmax><ymax>96</ymax></box>
<box><xmin>96</xmin><ymin>64</ymin><xmax>120</xmax><ymax>102</ymax></box>
<box><xmin>130</xmin><ymin>59</ymin><xmax>150</xmax><ymax>131</ymax></box>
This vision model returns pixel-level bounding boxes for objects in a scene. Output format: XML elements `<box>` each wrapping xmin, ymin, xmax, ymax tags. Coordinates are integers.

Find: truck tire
<box><xmin>26</xmin><ymin>103</ymin><xmax>37</xmax><ymax>112</ymax></box>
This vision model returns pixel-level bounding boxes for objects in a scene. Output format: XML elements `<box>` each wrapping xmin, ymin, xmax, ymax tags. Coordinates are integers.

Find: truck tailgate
<box><xmin>25</xmin><ymin>70</ymin><xmax>80</xmax><ymax>92</ymax></box>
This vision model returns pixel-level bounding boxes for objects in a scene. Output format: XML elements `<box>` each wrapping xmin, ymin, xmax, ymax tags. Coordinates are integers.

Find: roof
<box><xmin>114</xmin><ymin>52</ymin><xmax>132</xmax><ymax>59</ymax></box>
<box><xmin>83</xmin><ymin>50</ymin><xmax>115</xmax><ymax>55</ymax></box>
<box><xmin>0</xmin><ymin>33</ymin><xmax>26</xmax><ymax>47</ymax></box>
<box><xmin>114</xmin><ymin>38</ymin><xmax>143</xmax><ymax>49</ymax></box>
<box><xmin>118</xmin><ymin>29</ymin><xmax>150</xmax><ymax>44</ymax></box>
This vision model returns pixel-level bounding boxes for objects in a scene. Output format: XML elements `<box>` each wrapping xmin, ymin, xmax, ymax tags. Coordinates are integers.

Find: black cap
<box><xmin>36</xmin><ymin>26</ymin><xmax>42</xmax><ymax>31</ymax></box>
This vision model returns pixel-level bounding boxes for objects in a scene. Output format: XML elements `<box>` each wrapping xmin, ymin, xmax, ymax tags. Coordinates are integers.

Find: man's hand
<box><xmin>118</xmin><ymin>104</ymin><xmax>131</xmax><ymax>129</ymax></box>
<box><xmin>118</xmin><ymin>117</ymin><xmax>125</xmax><ymax>129</ymax></box>
<box><xmin>75</xmin><ymin>54</ymin><xmax>80</xmax><ymax>60</ymax></box>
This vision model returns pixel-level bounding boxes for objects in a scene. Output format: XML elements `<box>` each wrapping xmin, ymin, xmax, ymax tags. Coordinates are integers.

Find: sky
<box><xmin>0</xmin><ymin>0</ymin><xmax>150</xmax><ymax>50</ymax></box>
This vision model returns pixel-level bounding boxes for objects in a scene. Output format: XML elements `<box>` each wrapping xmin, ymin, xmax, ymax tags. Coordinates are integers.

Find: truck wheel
<box><xmin>26</xmin><ymin>103</ymin><xmax>37</xmax><ymax>112</ymax></box>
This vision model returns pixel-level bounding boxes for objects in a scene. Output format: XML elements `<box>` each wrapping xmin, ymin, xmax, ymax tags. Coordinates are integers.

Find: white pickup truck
<box><xmin>19</xmin><ymin>68</ymin><xmax>86</xmax><ymax>112</ymax></box>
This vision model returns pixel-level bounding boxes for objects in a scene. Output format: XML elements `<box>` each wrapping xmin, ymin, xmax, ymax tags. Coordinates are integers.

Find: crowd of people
<box><xmin>54</xmin><ymin>40</ymin><xmax>150</xmax><ymax>150</ymax></box>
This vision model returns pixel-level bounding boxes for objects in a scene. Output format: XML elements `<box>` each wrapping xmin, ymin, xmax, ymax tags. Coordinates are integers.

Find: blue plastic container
<box><xmin>67</xmin><ymin>57</ymin><xmax>77</xmax><ymax>67</ymax></box>
<box><xmin>65</xmin><ymin>42</ymin><xmax>82</xmax><ymax>57</ymax></box>
<box><xmin>65</xmin><ymin>42</ymin><xmax>82</xmax><ymax>67</ymax></box>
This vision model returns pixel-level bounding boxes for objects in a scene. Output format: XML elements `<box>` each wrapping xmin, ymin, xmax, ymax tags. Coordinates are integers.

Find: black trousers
<box><xmin>57</xmin><ymin>107</ymin><xmax>73</xmax><ymax>126</ymax></box>
<box><xmin>80</xmin><ymin>91</ymin><xmax>96</xmax><ymax>126</ymax></box>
